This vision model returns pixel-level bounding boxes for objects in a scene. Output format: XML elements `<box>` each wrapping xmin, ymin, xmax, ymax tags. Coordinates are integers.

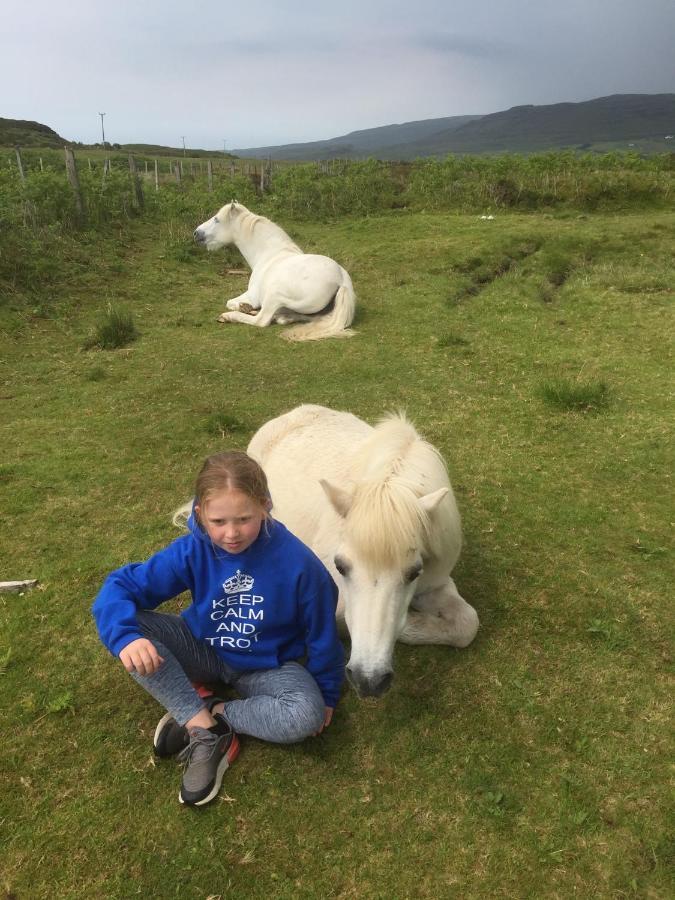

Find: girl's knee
<box><xmin>277</xmin><ymin>692</ymin><xmax>325</xmax><ymax>743</ymax></box>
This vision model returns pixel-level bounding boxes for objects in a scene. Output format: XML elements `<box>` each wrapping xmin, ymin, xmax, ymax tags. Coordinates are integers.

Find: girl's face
<box><xmin>196</xmin><ymin>488</ymin><xmax>267</xmax><ymax>554</ymax></box>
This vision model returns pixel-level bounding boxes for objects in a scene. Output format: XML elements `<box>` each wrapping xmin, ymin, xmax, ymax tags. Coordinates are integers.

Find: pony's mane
<box><xmin>346</xmin><ymin>414</ymin><xmax>451</xmax><ymax>570</ymax></box>
<box><xmin>231</xmin><ymin>204</ymin><xmax>302</xmax><ymax>253</ymax></box>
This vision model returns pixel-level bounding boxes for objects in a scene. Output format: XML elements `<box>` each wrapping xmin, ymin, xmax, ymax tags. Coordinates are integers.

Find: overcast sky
<box><xmin>2</xmin><ymin>1</ymin><xmax>673</xmax><ymax>151</ymax></box>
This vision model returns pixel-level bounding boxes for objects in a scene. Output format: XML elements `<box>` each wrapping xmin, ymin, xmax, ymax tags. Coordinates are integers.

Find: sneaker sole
<box><xmin>153</xmin><ymin>711</ymin><xmax>181</xmax><ymax>756</ymax></box>
<box><xmin>178</xmin><ymin>734</ymin><xmax>240</xmax><ymax>807</ymax></box>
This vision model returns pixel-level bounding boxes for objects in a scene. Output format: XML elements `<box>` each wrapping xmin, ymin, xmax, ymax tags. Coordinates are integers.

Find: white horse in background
<box><xmin>248</xmin><ymin>404</ymin><xmax>479</xmax><ymax>698</ymax></box>
<box><xmin>193</xmin><ymin>202</ymin><xmax>356</xmax><ymax>341</ymax></box>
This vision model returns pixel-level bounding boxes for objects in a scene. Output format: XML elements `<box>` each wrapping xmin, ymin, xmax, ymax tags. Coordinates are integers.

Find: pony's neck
<box><xmin>233</xmin><ymin>210</ymin><xmax>300</xmax><ymax>266</ymax></box>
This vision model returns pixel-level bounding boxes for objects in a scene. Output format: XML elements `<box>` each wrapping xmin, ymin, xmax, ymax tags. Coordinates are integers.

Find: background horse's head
<box><xmin>194</xmin><ymin>201</ymin><xmax>245</xmax><ymax>250</ymax></box>
<box><xmin>320</xmin><ymin>417</ymin><xmax>455</xmax><ymax>698</ymax></box>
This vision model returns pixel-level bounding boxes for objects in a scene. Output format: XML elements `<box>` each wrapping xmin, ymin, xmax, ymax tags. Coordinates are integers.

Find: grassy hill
<box><xmin>0</xmin><ymin>117</ymin><xmax>70</xmax><ymax>148</ymax></box>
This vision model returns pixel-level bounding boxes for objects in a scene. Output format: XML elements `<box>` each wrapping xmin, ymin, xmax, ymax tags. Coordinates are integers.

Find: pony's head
<box><xmin>194</xmin><ymin>201</ymin><xmax>246</xmax><ymax>250</ymax></box>
<box><xmin>320</xmin><ymin>419</ymin><xmax>454</xmax><ymax>698</ymax></box>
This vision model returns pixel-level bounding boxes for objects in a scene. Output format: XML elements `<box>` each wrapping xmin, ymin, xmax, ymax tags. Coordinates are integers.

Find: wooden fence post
<box><xmin>64</xmin><ymin>147</ymin><xmax>85</xmax><ymax>224</ymax></box>
<box><xmin>174</xmin><ymin>161</ymin><xmax>181</xmax><ymax>183</ymax></box>
<box><xmin>207</xmin><ymin>159</ymin><xmax>213</xmax><ymax>192</ymax></box>
<box><xmin>39</xmin><ymin>157</ymin><xmax>44</xmax><ymax>171</ymax></box>
<box><xmin>14</xmin><ymin>147</ymin><xmax>25</xmax><ymax>183</ymax></box>
<box><xmin>128</xmin><ymin>154</ymin><xmax>144</xmax><ymax>209</ymax></box>
<box><xmin>154</xmin><ymin>159</ymin><xmax>159</xmax><ymax>192</ymax></box>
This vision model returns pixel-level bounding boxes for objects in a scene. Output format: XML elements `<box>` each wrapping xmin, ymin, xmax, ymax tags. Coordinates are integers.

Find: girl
<box><xmin>92</xmin><ymin>451</ymin><xmax>344</xmax><ymax>807</ymax></box>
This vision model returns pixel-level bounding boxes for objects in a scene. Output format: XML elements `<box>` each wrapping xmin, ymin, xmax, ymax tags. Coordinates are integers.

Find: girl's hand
<box><xmin>314</xmin><ymin>706</ymin><xmax>334</xmax><ymax>735</ymax></box>
<box><xmin>119</xmin><ymin>638</ymin><xmax>164</xmax><ymax>676</ymax></box>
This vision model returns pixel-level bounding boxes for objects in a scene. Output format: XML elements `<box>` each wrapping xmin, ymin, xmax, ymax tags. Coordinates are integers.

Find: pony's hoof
<box><xmin>226</xmin><ymin>299</ymin><xmax>240</xmax><ymax>311</ymax></box>
<box><xmin>217</xmin><ymin>313</ymin><xmax>231</xmax><ymax>323</ymax></box>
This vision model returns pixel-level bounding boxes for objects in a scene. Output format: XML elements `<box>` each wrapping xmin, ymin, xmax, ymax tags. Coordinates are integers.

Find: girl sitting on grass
<box><xmin>92</xmin><ymin>450</ymin><xmax>344</xmax><ymax>807</ymax></box>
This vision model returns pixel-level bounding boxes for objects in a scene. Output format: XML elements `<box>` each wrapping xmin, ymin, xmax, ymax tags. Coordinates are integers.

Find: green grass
<box><xmin>82</xmin><ymin>305</ymin><xmax>139</xmax><ymax>350</ymax></box>
<box><xmin>539</xmin><ymin>378</ymin><xmax>611</xmax><ymax>413</ymax></box>
<box><xmin>0</xmin><ymin>208</ymin><xmax>673</xmax><ymax>899</ymax></box>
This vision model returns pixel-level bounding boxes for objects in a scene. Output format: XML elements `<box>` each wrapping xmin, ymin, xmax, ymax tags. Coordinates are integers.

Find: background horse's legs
<box><xmin>224</xmin><ymin>291</ymin><xmax>258</xmax><ymax>312</ymax></box>
<box><xmin>399</xmin><ymin>579</ymin><xmax>479</xmax><ymax>648</ymax></box>
<box><xmin>218</xmin><ymin>303</ymin><xmax>281</xmax><ymax>328</ymax></box>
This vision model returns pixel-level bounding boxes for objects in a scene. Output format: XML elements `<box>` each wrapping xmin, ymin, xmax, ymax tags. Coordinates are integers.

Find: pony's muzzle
<box><xmin>346</xmin><ymin>666</ymin><xmax>393</xmax><ymax>699</ymax></box>
<box><xmin>193</xmin><ymin>228</ymin><xmax>206</xmax><ymax>244</ymax></box>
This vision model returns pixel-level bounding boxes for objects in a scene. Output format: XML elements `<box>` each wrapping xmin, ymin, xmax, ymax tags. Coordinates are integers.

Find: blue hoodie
<box><xmin>92</xmin><ymin>514</ymin><xmax>344</xmax><ymax>707</ymax></box>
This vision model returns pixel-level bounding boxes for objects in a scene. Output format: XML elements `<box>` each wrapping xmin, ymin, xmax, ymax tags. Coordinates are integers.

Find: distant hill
<box><xmin>233</xmin><ymin>94</ymin><xmax>675</xmax><ymax>160</ymax></box>
<box><xmin>122</xmin><ymin>144</ymin><xmax>234</xmax><ymax>159</ymax></box>
<box><xmin>0</xmin><ymin>120</ymin><xmax>233</xmax><ymax>158</ymax></box>
<box><xmin>231</xmin><ymin>116</ymin><xmax>481</xmax><ymax>161</ymax></box>
<box><xmin>419</xmin><ymin>93</ymin><xmax>675</xmax><ymax>155</ymax></box>
<box><xmin>3</xmin><ymin>94</ymin><xmax>674</xmax><ymax>161</ymax></box>
<box><xmin>0</xmin><ymin>117</ymin><xmax>70</xmax><ymax>148</ymax></box>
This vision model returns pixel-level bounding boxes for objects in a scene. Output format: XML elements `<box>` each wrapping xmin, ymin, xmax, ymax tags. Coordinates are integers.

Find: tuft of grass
<box><xmin>539</xmin><ymin>377</ymin><xmax>610</xmax><ymax>412</ymax></box>
<box><xmin>0</xmin><ymin>647</ymin><xmax>11</xmax><ymax>675</ymax></box>
<box><xmin>83</xmin><ymin>306</ymin><xmax>139</xmax><ymax>351</ymax></box>
<box><xmin>84</xmin><ymin>366</ymin><xmax>107</xmax><ymax>382</ymax></box>
<box><xmin>203</xmin><ymin>411</ymin><xmax>249</xmax><ymax>438</ymax></box>
<box><xmin>436</xmin><ymin>332</ymin><xmax>470</xmax><ymax>349</ymax></box>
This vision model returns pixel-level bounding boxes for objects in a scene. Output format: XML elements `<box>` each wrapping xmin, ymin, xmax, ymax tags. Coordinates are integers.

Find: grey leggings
<box><xmin>131</xmin><ymin>610</ymin><xmax>325</xmax><ymax>744</ymax></box>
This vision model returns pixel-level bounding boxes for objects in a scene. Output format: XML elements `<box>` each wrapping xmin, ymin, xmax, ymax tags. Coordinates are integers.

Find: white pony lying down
<box><xmin>193</xmin><ymin>202</ymin><xmax>356</xmax><ymax>342</ymax></box>
<box><xmin>247</xmin><ymin>404</ymin><xmax>480</xmax><ymax>698</ymax></box>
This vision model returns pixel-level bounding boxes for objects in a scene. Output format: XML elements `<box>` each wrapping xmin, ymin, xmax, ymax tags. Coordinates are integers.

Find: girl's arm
<box><xmin>299</xmin><ymin>567</ymin><xmax>345</xmax><ymax>710</ymax></box>
<box><xmin>92</xmin><ymin>540</ymin><xmax>192</xmax><ymax>658</ymax></box>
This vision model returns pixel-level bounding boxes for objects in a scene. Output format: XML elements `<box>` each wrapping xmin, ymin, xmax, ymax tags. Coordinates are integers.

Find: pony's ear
<box><xmin>320</xmin><ymin>479</ymin><xmax>353</xmax><ymax>518</ymax></box>
<box><xmin>419</xmin><ymin>487</ymin><xmax>449</xmax><ymax>514</ymax></box>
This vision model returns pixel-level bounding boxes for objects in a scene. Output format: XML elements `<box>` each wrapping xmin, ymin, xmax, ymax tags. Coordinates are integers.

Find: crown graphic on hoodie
<box><xmin>223</xmin><ymin>570</ymin><xmax>255</xmax><ymax>594</ymax></box>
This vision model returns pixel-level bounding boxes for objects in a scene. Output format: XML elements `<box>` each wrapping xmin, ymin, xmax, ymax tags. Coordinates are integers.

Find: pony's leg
<box><xmin>219</xmin><ymin>302</ymin><xmax>281</xmax><ymax>328</ymax></box>
<box><xmin>275</xmin><ymin>311</ymin><xmax>314</xmax><ymax>325</ymax></box>
<box><xmin>222</xmin><ymin>291</ymin><xmax>260</xmax><ymax>316</ymax></box>
<box><xmin>399</xmin><ymin>578</ymin><xmax>479</xmax><ymax>648</ymax></box>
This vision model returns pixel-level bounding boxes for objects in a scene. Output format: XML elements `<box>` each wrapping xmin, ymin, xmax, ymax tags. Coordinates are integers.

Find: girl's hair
<box><xmin>194</xmin><ymin>451</ymin><xmax>271</xmax><ymax>519</ymax></box>
<box><xmin>172</xmin><ymin>452</ymin><xmax>271</xmax><ymax>531</ymax></box>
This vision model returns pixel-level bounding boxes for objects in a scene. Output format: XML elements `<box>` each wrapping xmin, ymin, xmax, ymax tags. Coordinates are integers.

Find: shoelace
<box><xmin>177</xmin><ymin>728</ymin><xmax>220</xmax><ymax>766</ymax></box>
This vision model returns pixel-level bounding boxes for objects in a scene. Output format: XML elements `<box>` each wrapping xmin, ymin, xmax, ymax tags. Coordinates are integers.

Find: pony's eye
<box><xmin>213</xmin><ymin>216</ymin><xmax>219</xmax><ymax>223</ymax></box>
<box><xmin>334</xmin><ymin>556</ymin><xmax>350</xmax><ymax>577</ymax></box>
<box><xmin>404</xmin><ymin>564</ymin><xmax>423</xmax><ymax>583</ymax></box>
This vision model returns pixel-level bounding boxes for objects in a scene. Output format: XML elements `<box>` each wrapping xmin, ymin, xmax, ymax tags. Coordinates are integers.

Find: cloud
<box><xmin>412</xmin><ymin>32</ymin><xmax>514</xmax><ymax>60</ymax></box>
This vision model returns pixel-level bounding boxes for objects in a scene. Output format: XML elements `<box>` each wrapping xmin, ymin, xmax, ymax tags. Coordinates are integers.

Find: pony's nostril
<box><xmin>346</xmin><ymin>667</ymin><xmax>393</xmax><ymax>698</ymax></box>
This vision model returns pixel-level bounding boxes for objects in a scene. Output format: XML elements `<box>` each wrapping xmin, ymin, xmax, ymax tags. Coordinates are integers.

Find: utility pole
<box><xmin>181</xmin><ymin>136</ymin><xmax>186</xmax><ymax>157</ymax></box>
<box><xmin>99</xmin><ymin>112</ymin><xmax>106</xmax><ymax>147</ymax></box>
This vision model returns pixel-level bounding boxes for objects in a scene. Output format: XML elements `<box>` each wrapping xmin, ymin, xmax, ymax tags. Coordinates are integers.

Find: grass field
<box><xmin>1</xmin><ymin>207</ymin><xmax>673</xmax><ymax>898</ymax></box>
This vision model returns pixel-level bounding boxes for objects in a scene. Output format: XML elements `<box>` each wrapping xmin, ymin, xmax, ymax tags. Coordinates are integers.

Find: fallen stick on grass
<box><xmin>0</xmin><ymin>580</ymin><xmax>39</xmax><ymax>593</ymax></box>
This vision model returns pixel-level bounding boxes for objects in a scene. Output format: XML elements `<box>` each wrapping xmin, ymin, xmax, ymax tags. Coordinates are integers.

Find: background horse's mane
<box><xmin>231</xmin><ymin>203</ymin><xmax>302</xmax><ymax>253</ymax></box>
<box><xmin>346</xmin><ymin>414</ymin><xmax>452</xmax><ymax>570</ymax></box>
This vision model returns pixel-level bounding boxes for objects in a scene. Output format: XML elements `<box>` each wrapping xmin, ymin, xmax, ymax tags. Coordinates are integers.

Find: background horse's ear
<box><xmin>320</xmin><ymin>479</ymin><xmax>353</xmax><ymax>518</ymax></box>
<box><xmin>419</xmin><ymin>487</ymin><xmax>449</xmax><ymax>514</ymax></box>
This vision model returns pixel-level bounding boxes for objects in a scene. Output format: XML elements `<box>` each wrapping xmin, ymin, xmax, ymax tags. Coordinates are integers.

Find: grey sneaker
<box><xmin>178</xmin><ymin>714</ymin><xmax>239</xmax><ymax>807</ymax></box>
<box><xmin>153</xmin><ymin>697</ymin><xmax>224</xmax><ymax>758</ymax></box>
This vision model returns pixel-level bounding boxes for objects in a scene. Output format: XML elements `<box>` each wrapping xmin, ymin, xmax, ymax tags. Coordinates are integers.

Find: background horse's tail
<box><xmin>172</xmin><ymin>500</ymin><xmax>193</xmax><ymax>530</ymax></box>
<box><xmin>281</xmin><ymin>276</ymin><xmax>356</xmax><ymax>342</ymax></box>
